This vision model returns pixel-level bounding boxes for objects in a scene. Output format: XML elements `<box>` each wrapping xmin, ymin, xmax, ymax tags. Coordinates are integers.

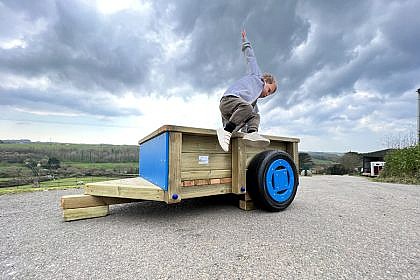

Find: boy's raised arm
<box><xmin>241</xmin><ymin>30</ymin><xmax>262</xmax><ymax>76</ymax></box>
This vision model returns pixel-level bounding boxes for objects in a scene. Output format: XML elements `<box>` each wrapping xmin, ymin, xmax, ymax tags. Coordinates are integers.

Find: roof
<box><xmin>362</xmin><ymin>148</ymin><xmax>394</xmax><ymax>158</ymax></box>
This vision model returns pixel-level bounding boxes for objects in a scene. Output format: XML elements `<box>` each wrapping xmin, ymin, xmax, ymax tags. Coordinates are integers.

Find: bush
<box><xmin>326</xmin><ymin>164</ymin><xmax>347</xmax><ymax>175</ymax></box>
<box><xmin>379</xmin><ymin>144</ymin><xmax>419</xmax><ymax>184</ymax></box>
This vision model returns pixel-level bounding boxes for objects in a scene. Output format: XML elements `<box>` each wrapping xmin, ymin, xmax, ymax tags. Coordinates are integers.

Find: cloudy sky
<box><xmin>0</xmin><ymin>0</ymin><xmax>419</xmax><ymax>152</ymax></box>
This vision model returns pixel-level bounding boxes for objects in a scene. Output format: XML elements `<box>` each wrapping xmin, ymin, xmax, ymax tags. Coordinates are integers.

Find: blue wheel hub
<box><xmin>265</xmin><ymin>159</ymin><xmax>295</xmax><ymax>203</ymax></box>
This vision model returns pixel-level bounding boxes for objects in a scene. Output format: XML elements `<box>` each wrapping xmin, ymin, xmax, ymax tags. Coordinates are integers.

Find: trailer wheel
<box><xmin>247</xmin><ymin>150</ymin><xmax>299</xmax><ymax>211</ymax></box>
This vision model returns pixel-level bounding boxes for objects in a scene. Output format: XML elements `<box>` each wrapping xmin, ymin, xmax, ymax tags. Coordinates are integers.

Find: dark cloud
<box><xmin>0</xmin><ymin>0</ymin><xmax>160</xmax><ymax>95</ymax></box>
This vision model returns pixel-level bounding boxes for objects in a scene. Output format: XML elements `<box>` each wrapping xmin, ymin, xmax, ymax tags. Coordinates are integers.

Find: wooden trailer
<box><xmin>61</xmin><ymin>125</ymin><xmax>300</xmax><ymax>221</ymax></box>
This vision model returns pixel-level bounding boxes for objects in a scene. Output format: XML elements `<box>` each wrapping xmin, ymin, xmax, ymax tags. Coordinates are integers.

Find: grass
<box><xmin>373</xmin><ymin>176</ymin><xmax>420</xmax><ymax>185</ymax></box>
<box><xmin>0</xmin><ymin>176</ymin><xmax>123</xmax><ymax>195</ymax></box>
<box><xmin>63</xmin><ymin>162</ymin><xmax>137</xmax><ymax>169</ymax></box>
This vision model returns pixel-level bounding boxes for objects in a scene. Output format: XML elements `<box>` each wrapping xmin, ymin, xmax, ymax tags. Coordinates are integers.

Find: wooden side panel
<box><xmin>181</xmin><ymin>134</ymin><xmax>231</xmax><ymax>179</ymax></box>
<box><xmin>181</xmin><ymin>153</ymin><xmax>231</xmax><ymax>171</ymax></box>
<box><xmin>166</xmin><ymin>132</ymin><xmax>182</xmax><ymax>203</ymax></box>
<box><xmin>180</xmin><ymin>184</ymin><xmax>232</xmax><ymax>199</ymax></box>
<box><xmin>181</xmin><ymin>169</ymin><xmax>231</xmax><ymax>180</ymax></box>
<box><xmin>182</xmin><ymin>134</ymin><xmax>225</xmax><ymax>153</ymax></box>
<box><xmin>245</xmin><ymin>141</ymin><xmax>288</xmax><ymax>167</ymax></box>
<box><xmin>63</xmin><ymin>206</ymin><xmax>109</xmax><ymax>222</ymax></box>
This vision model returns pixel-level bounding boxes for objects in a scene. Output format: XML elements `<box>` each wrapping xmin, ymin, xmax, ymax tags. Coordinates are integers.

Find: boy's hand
<box><xmin>241</xmin><ymin>29</ymin><xmax>246</xmax><ymax>42</ymax></box>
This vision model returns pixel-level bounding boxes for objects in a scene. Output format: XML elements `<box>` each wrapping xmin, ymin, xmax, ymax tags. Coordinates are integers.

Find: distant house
<box><xmin>361</xmin><ymin>149</ymin><xmax>393</xmax><ymax>176</ymax></box>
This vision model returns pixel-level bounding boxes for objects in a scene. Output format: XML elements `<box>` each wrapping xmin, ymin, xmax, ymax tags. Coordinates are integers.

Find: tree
<box><xmin>299</xmin><ymin>152</ymin><xmax>313</xmax><ymax>170</ymax></box>
<box><xmin>327</xmin><ymin>164</ymin><xmax>347</xmax><ymax>175</ymax></box>
<box><xmin>338</xmin><ymin>152</ymin><xmax>362</xmax><ymax>174</ymax></box>
<box><xmin>47</xmin><ymin>157</ymin><xmax>60</xmax><ymax>169</ymax></box>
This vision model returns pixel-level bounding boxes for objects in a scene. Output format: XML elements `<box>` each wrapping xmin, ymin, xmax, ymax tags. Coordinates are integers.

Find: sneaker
<box><xmin>243</xmin><ymin>132</ymin><xmax>270</xmax><ymax>147</ymax></box>
<box><xmin>217</xmin><ymin>127</ymin><xmax>232</xmax><ymax>152</ymax></box>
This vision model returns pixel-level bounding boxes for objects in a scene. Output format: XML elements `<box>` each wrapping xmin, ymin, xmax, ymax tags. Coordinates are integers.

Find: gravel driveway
<box><xmin>1</xmin><ymin>175</ymin><xmax>419</xmax><ymax>279</ymax></box>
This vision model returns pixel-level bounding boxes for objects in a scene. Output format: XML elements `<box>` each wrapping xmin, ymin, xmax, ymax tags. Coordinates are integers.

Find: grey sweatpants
<box><xmin>219</xmin><ymin>95</ymin><xmax>260</xmax><ymax>132</ymax></box>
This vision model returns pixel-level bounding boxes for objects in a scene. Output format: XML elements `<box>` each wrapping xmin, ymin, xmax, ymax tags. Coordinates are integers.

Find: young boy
<box><xmin>217</xmin><ymin>30</ymin><xmax>277</xmax><ymax>152</ymax></box>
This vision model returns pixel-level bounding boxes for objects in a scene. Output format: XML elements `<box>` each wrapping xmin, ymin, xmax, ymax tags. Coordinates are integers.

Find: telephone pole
<box><xmin>418</xmin><ymin>88</ymin><xmax>420</xmax><ymax>144</ymax></box>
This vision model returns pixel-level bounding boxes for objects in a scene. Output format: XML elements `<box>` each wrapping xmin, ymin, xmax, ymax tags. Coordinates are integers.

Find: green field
<box><xmin>0</xmin><ymin>176</ymin><xmax>123</xmax><ymax>195</ymax></box>
<box><xmin>63</xmin><ymin>162</ymin><xmax>137</xmax><ymax>169</ymax></box>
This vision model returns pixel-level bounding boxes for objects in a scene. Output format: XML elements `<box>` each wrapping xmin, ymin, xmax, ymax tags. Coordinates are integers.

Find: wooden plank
<box><xmin>182</xmin><ymin>134</ymin><xmax>225</xmax><ymax>153</ymax></box>
<box><xmin>139</xmin><ymin>125</ymin><xmax>217</xmax><ymax>145</ymax></box>
<box><xmin>180</xmin><ymin>184</ymin><xmax>232</xmax><ymax>199</ymax></box>
<box><xmin>166</xmin><ymin>132</ymin><xmax>182</xmax><ymax>203</ymax></box>
<box><xmin>61</xmin><ymin>194</ymin><xmax>138</xmax><ymax>209</ymax></box>
<box><xmin>181</xmin><ymin>177</ymin><xmax>231</xmax><ymax>187</ymax></box>
<box><xmin>209</xmin><ymin>178</ymin><xmax>221</xmax><ymax>184</ymax></box>
<box><xmin>239</xmin><ymin>200</ymin><xmax>255</xmax><ymax>211</ymax></box>
<box><xmin>84</xmin><ymin>184</ymin><xmax>164</xmax><ymax>201</ymax></box>
<box><xmin>84</xmin><ymin>177</ymin><xmax>164</xmax><ymax>201</ymax></box>
<box><xmin>138</xmin><ymin>125</ymin><xmax>299</xmax><ymax>145</ymax></box>
<box><xmin>181</xmin><ymin>153</ymin><xmax>231</xmax><ymax>171</ymax></box>
<box><xmin>181</xmin><ymin>169</ymin><xmax>231</xmax><ymax>180</ymax></box>
<box><xmin>63</xmin><ymin>205</ymin><xmax>109</xmax><ymax>222</ymax></box>
<box><xmin>245</xmin><ymin>141</ymin><xmax>287</xmax><ymax>153</ymax></box>
<box><xmin>292</xmin><ymin>142</ymin><xmax>299</xmax><ymax>166</ymax></box>
<box><xmin>231</xmin><ymin>138</ymin><xmax>247</xmax><ymax>194</ymax></box>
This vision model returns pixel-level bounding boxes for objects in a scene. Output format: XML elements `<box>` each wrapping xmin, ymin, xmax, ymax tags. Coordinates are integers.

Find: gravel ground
<box><xmin>0</xmin><ymin>175</ymin><xmax>419</xmax><ymax>280</ymax></box>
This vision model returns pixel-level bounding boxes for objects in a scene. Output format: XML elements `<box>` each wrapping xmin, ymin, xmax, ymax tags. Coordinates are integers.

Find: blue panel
<box><xmin>139</xmin><ymin>132</ymin><xmax>169</xmax><ymax>190</ymax></box>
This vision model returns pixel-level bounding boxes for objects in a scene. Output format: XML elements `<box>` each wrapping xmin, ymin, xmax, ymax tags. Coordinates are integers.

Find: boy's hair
<box><xmin>262</xmin><ymin>73</ymin><xmax>277</xmax><ymax>92</ymax></box>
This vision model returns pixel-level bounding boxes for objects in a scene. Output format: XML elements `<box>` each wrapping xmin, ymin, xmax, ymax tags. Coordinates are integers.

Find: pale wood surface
<box><xmin>61</xmin><ymin>194</ymin><xmax>139</xmax><ymax>209</ymax></box>
<box><xmin>138</xmin><ymin>125</ymin><xmax>299</xmax><ymax>145</ymax></box>
<box><xmin>84</xmin><ymin>177</ymin><xmax>165</xmax><ymax>201</ymax></box>
<box><xmin>181</xmin><ymin>169</ymin><xmax>231</xmax><ymax>180</ymax></box>
<box><xmin>63</xmin><ymin>205</ymin><xmax>109</xmax><ymax>222</ymax></box>
<box><xmin>166</xmin><ymin>132</ymin><xmax>182</xmax><ymax>203</ymax></box>
<box><xmin>180</xmin><ymin>184</ymin><xmax>232</xmax><ymax>199</ymax></box>
<box><xmin>239</xmin><ymin>200</ymin><xmax>255</xmax><ymax>211</ymax></box>
<box><xmin>181</xmin><ymin>153</ymin><xmax>231</xmax><ymax>171</ymax></box>
<box><xmin>231</xmin><ymin>138</ymin><xmax>247</xmax><ymax>194</ymax></box>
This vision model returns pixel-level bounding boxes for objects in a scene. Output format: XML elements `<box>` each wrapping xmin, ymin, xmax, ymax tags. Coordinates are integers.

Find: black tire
<box><xmin>247</xmin><ymin>150</ymin><xmax>299</xmax><ymax>211</ymax></box>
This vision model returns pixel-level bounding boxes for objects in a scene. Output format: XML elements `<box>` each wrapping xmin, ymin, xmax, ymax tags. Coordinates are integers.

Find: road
<box><xmin>0</xmin><ymin>175</ymin><xmax>419</xmax><ymax>279</ymax></box>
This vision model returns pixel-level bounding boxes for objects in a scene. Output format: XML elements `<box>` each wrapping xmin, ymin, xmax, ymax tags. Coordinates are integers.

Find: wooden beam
<box><xmin>61</xmin><ymin>194</ymin><xmax>139</xmax><ymax>209</ymax></box>
<box><xmin>239</xmin><ymin>200</ymin><xmax>255</xmax><ymax>211</ymax></box>
<box><xmin>239</xmin><ymin>193</ymin><xmax>255</xmax><ymax>211</ymax></box>
<box><xmin>231</xmin><ymin>138</ymin><xmax>246</xmax><ymax>194</ymax></box>
<box><xmin>63</xmin><ymin>205</ymin><xmax>109</xmax><ymax>222</ymax></box>
<box><xmin>180</xmin><ymin>184</ymin><xmax>232</xmax><ymax>199</ymax></box>
<box><xmin>166</xmin><ymin>132</ymin><xmax>182</xmax><ymax>203</ymax></box>
<box><xmin>181</xmin><ymin>177</ymin><xmax>232</xmax><ymax>187</ymax></box>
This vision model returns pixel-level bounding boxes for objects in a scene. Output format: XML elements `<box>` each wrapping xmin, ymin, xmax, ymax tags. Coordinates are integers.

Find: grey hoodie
<box><xmin>223</xmin><ymin>39</ymin><xmax>264</xmax><ymax>106</ymax></box>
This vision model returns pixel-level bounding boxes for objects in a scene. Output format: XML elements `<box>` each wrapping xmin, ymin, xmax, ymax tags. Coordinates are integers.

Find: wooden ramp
<box><xmin>84</xmin><ymin>177</ymin><xmax>165</xmax><ymax>201</ymax></box>
<box><xmin>61</xmin><ymin>177</ymin><xmax>164</xmax><ymax>221</ymax></box>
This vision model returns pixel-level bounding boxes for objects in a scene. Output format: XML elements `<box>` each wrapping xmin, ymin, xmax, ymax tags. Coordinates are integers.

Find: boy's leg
<box><xmin>244</xmin><ymin>113</ymin><xmax>260</xmax><ymax>133</ymax></box>
<box><xmin>219</xmin><ymin>96</ymin><xmax>257</xmax><ymax>132</ymax></box>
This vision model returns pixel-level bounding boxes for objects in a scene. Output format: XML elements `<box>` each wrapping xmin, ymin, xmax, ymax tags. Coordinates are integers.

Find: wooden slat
<box><xmin>239</xmin><ymin>200</ymin><xmax>255</xmax><ymax>211</ymax></box>
<box><xmin>61</xmin><ymin>194</ymin><xmax>138</xmax><ymax>209</ymax></box>
<box><xmin>181</xmin><ymin>177</ymin><xmax>232</xmax><ymax>187</ymax></box>
<box><xmin>84</xmin><ymin>177</ymin><xmax>164</xmax><ymax>201</ymax></box>
<box><xmin>138</xmin><ymin>125</ymin><xmax>299</xmax><ymax>145</ymax></box>
<box><xmin>245</xmin><ymin>141</ymin><xmax>287</xmax><ymax>153</ymax></box>
<box><xmin>231</xmin><ymin>138</ymin><xmax>246</xmax><ymax>194</ymax></box>
<box><xmin>63</xmin><ymin>205</ymin><xmax>109</xmax><ymax>222</ymax></box>
<box><xmin>180</xmin><ymin>184</ymin><xmax>232</xmax><ymax>199</ymax></box>
<box><xmin>181</xmin><ymin>169</ymin><xmax>231</xmax><ymax>180</ymax></box>
<box><xmin>182</xmin><ymin>134</ymin><xmax>225</xmax><ymax>153</ymax></box>
<box><xmin>181</xmin><ymin>153</ymin><xmax>231</xmax><ymax>171</ymax></box>
<box><xmin>167</xmin><ymin>132</ymin><xmax>182</xmax><ymax>203</ymax></box>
